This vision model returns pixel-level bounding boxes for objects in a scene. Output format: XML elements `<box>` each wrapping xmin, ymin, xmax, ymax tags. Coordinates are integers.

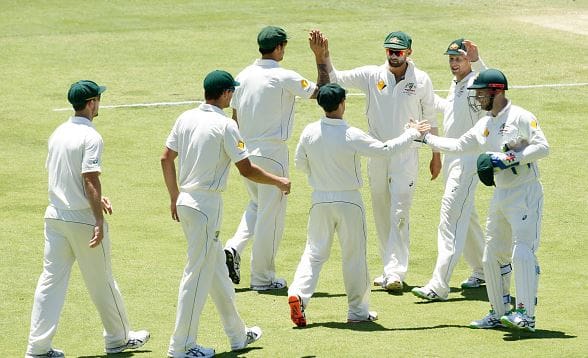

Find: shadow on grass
<box><xmin>215</xmin><ymin>346</ymin><xmax>263</xmax><ymax>357</ymax></box>
<box><xmin>503</xmin><ymin>329</ymin><xmax>576</xmax><ymax>341</ymax></box>
<box><xmin>305</xmin><ymin>321</ymin><xmax>467</xmax><ymax>331</ymax></box>
<box><xmin>78</xmin><ymin>350</ymin><xmax>151</xmax><ymax>358</ymax></box>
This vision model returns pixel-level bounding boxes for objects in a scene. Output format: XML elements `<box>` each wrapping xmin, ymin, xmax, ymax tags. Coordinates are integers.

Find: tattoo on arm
<box><xmin>310</xmin><ymin>63</ymin><xmax>330</xmax><ymax>98</ymax></box>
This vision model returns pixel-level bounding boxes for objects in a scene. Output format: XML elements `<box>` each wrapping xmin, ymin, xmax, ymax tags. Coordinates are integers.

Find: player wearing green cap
<box><xmin>421</xmin><ymin>68</ymin><xmax>549</xmax><ymax>332</ymax></box>
<box><xmin>223</xmin><ymin>27</ymin><xmax>329</xmax><ymax>291</ymax></box>
<box><xmin>161</xmin><ymin>70</ymin><xmax>291</xmax><ymax>357</ymax></box>
<box><xmin>411</xmin><ymin>39</ymin><xmax>488</xmax><ymax>302</ymax></box>
<box><xmin>287</xmin><ymin>84</ymin><xmax>430</xmax><ymax>327</ymax></box>
<box><xmin>26</xmin><ymin>80</ymin><xmax>149</xmax><ymax>358</ymax></box>
<box><xmin>319</xmin><ymin>30</ymin><xmax>440</xmax><ymax>293</ymax></box>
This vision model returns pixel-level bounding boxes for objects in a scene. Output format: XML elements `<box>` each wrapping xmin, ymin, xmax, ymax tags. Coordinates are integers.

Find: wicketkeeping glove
<box><xmin>487</xmin><ymin>151</ymin><xmax>519</xmax><ymax>171</ymax></box>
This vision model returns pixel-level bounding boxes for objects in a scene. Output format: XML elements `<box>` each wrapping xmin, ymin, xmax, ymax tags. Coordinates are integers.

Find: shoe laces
<box><xmin>245</xmin><ymin>329</ymin><xmax>259</xmax><ymax>344</ymax></box>
<box><xmin>187</xmin><ymin>346</ymin><xmax>210</xmax><ymax>357</ymax></box>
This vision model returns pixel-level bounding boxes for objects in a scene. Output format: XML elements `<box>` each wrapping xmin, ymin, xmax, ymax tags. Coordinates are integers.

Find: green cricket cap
<box><xmin>203</xmin><ymin>70</ymin><xmax>240</xmax><ymax>92</ymax></box>
<box><xmin>468</xmin><ymin>68</ymin><xmax>508</xmax><ymax>90</ymax></box>
<box><xmin>67</xmin><ymin>80</ymin><xmax>106</xmax><ymax>106</ymax></box>
<box><xmin>317</xmin><ymin>83</ymin><xmax>346</xmax><ymax>112</ymax></box>
<box><xmin>477</xmin><ymin>153</ymin><xmax>495</xmax><ymax>186</ymax></box>
<box><xmin>257</xmin><ymin>26</ymin><xmax>288</xmax><ymax>50</ymax></box>
<box><xmin>383</xmin><ymin>31</ymin><xmax>412</xmax><ymax>49</ymax></box>
<box><xmin>445</xmin><ymin>38</ymin><xmax>466</xmax><ymax>55</ymax></box>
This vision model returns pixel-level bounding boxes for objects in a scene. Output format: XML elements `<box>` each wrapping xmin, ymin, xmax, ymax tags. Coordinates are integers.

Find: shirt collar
<box><xmin>70</xmin><ymin>116</ymin><xmax>94</xmax><ymax>127</ymax></box>
<box><xmin>198</xmin><ymin>103</ymin><xmax>226</xmax><ymax>116</ymax></box>
<box><xmin>321</xmin><ymin>116</ymin><xmax>348</xmax><ymax>126</ymax></box>
<box><xmin>255</xmin><ymin>59</ymin><xmax>280</xmax><ymax>68</ymax></box>
<box><xmin>493</xmin><ymin>100</ymin><xmax>512</xmax><ymax>118</ymax></box>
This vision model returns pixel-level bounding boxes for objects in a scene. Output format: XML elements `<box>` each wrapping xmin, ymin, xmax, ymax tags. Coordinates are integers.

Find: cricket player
<box><xmin>287</xmin><ymin>83</ymin><xmax>430</xmax><ymax>327</ymax></box>
<box><xmin>161</xmin><ymin>70</ymin><xmax>290</xmax><ymax>358</ymax></box>
<box><xmin>411</xmin><ymin>39</ymin><xmax>487</xmax><ymax>302</ymax></box>
<box><xmin>223</xmin><ymin>27</ymin><xmax>329</xmax><ymax>291</ymax></box>
<box><xmin>321</xmin><ymin>30</ymin><xmax>440</xmax><ymax>292</ymax></box>
<box><xmin>26</xmin><ymin>80</ymin><xmax>149</xmax><ymax>357</ymax></box>
<box><xmin>421</xmin><ymin>68</ymin><xmax>549</xmax><ymax>332</ymax></box>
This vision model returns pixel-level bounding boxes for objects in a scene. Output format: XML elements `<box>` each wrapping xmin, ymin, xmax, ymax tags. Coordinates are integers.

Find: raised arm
<box><xmin>309</xmin><ymin>29</ymin><xmax>330</xmax><ymax>98</ymax></box>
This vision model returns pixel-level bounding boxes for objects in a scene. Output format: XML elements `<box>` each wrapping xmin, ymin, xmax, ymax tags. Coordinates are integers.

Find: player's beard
<box><xmin>387</xmin><ymin>57</ymin><xmax>406</xmax><ymax>68</ymax></box>
<box><xmin>481</xmin><ymin>96</ymin><xmax>494</xmax><ymax>111</ymax></box>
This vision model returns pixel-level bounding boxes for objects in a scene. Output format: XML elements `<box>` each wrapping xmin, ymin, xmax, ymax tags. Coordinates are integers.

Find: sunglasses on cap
<box><xmin>386</xmin><ymin>49</ymin><xmax>407</xmax><ymax>57</ymax></box>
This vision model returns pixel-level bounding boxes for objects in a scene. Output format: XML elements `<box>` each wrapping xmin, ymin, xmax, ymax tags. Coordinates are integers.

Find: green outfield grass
<box><xmin>1</xmin><ymin>1</ymin><xmax>587</xmax><ymax>357</ymax></box>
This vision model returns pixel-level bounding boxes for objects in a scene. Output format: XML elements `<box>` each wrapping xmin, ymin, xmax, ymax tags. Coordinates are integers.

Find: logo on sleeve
<box><xmin>301</xmin><ymin>79</ymin><xmax>309</xmax><ymax>89</ymax></box>
<box><xmin>237</xmin><ymin>140</ymin><xmax>246</xmax><ymax>150</ymax></box>
<box><xmin>377</xmin><ymin>79</ymin><xmax>387</xmax><ymax>91</ymax></box>
<box><xmin>531</xmin><ymin>119</ymin><xmax>538</xmax><ymax>129</ymax></box>
<box><xmin>483</xmin><ymin>128</ymin><xmax>490</xmax><ymax>137</ymax></box>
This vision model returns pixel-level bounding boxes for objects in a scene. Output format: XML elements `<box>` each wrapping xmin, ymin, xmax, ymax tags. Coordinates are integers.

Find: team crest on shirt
<box><xmin>483</xmin><ymin>128</ymin><xmax>490</xmax><ymax>137</ymax></box>
<box><xmin>402</xmin><ymin>82</ymin><xmax>416</xmax><ymax>95</ymax></box>
<box><xmin>301</xmin><ymin>79</ymin><xmax>309</xmax><ymax>89</ymax></box>
<box><xmin>377</xmin><ymin>79</ymin><xmax>387</xmax><ymax>91</ymax></box>
<box><xmin>237</xmin><ymin>140</ymin><xmax>246</xmax><ymax>150</ymax></box>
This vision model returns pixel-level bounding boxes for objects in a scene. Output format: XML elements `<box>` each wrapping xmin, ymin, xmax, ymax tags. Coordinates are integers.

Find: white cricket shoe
<box><xmin>250</xmin><ymin>278</ymin><xmax>287</xmax><ymax>291</ymax></box>
<box><xmin>411</xmin><ymin>286</ymin><xmax>448</xmax><ymax>301</ymax></box>
<box><xmin>348</xmin><ymin>311</ymin><xmax>378</xmax><ymax>323</ymax></box>
<box><xmin>500</xmin><ymin>309</ymin><xmax>536</xmax><ymax>332</ymax></box>
<box><xmin>232</xmin><ymin>326</ymin><xmax>262</xmax><ymax>351</ymax></box>
<box><xmin>105</xmin><ymin>330</ymin><xmax>150</xmax><ymax>353</ymax></box>
<box><xmin>373</xmin><ymin>275</ymin><xmax>384</xmax><ymax>287</ymax></box>
<box><xmin>169</xmin><ymin>345</ymin><xmax>215</xmax><ymax>358</ymax></box>
<box><xmin>460</xmin><ymin>276</ymin><xmax>485</xmax><ymax>289</ymax></box>
<box><xmin>25</xmin><ymin>348</ymin><xmax>65</xmax><ymax>357</ymax></box>
<box><xmin>383</xmin><ymin>276</ymin><xmax>403</xmax><ymax>292</ymax></box>
<box><xmin>469</xmin><ymin>310</ymin><xmax>505</xmax><ymax>329</ymax></box>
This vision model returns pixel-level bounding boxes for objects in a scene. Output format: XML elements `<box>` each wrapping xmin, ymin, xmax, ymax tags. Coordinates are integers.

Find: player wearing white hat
<box><xmin>161</xmin><ymin>70</ymin><xmax>290</xmax><ymax>358</ymax></box>
<box><xmin>26</xmin><ymin>80</ymin><xmax>149</xmax><ymax>358</ymax></box>
<box><xmin>320</xmin><ymin>30</ymin><xmax>440</xmax><ymax>292</ymax></box>
<box><xmin>223</xmin><ymin>27</ymin><xmax>329</xmax><ymax>291</ymax></box>
<box><xmin>411</xmin><ymin>39</ymin><xmax>487</xmax><ymax>302</ymax></box>
<box><xmin>421</xmin><ymin>68</ymin><xmax>549</xmax><ymax>332</ymax></box>
<box><xmin>287</xmin><ymin>84</ymin><xmax>430</xmax><ymax>326</ymax></box>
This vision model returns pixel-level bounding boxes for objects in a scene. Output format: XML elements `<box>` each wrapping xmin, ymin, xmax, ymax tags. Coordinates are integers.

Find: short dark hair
<box><xmin>258</xmin><ymin>41</ymin><xmax>287</xmax><ymax>54</ymax></box>
<box><xmin>205</xmin><ymin>88</ymin><xmax>228</xmax><ymax>100</ymax></box>
<box><xmin>72</xmin><ymin>102</ymin><xmax>87</xmax><ymax>111</ymax></box>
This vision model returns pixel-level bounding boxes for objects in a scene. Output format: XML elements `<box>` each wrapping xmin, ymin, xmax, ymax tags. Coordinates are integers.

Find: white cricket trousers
<box><xmin>427</xmin><ymin>157</ymin><xmax>485</xmax><ymax>297</ymax></box>
<box><xmin>27</xmin><ymin>207</ymin><xmax>132</xmax><ymax>355</ymax></box>
<box><xmin>483</xmin><ymin>181</ymin><xmax>543</xmax><ymax>317</ymax></box>
<box><xmin>288</xmin><ymin>190</ymin><xmax>371</xmax><ymax>321</ymax></box>
<box><xmin>368</xmin><ymin>150</ymin><xmax>418</xmax><ymax>282</ymax></box>
<box><xmin>169</xmin><ymin>191</ymin><xmax>247</xmax><ymax>356</ymax></box>
<box><xmin>225</xmin><ymin>141</ymin><xmax>288</xmax><ymax>286</ymax></box>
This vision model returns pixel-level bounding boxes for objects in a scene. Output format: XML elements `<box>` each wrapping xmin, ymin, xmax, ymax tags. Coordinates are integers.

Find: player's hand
<box><xmin>415</xmin><ymin>120</ymin><xmax>431</xmax><ymax>135</ymax></box>
<box><xmin>89</xmin><ymin>221</ymin><xmax>104</xmax><ymax>248</ymax></box>
<box><xmin>277</xmin><ymin>177</ymin><xmax>291</xmax><ymax>195</ymax></box>
<box><xmin>429</xmin><ymin>153</ymin><xmax>442</xmax><ymax>180</ymax></box>
<box><xmin>309</xmin><ymin>29</ymin><xmax>328</xmax><ymax>60</ymax></box>
<box><xmin>170</xmin><ymin>199</ymin><xmax>179</xmax><ymax>222</ymax></box>
<box><xmin>460</xmin><ymin>40</ymin><xmax>479</xmax><ymax>62</ymax></box>
<box><xmin>488</xmin><ymin>151</ymin><xmax>519</xmax><ymax>170</ymax></box>
<box><xmin>101</xmin><ymin>196</ymin><xmax>113</xmax><ymax>215</ymax></box>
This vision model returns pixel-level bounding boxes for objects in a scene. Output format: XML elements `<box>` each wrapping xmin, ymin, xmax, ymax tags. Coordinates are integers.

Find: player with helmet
<box><xmin>420</xmin><ymin>68</ymin><xmax>549</xmax><ymax>332</ymax></box>
<box><xmin>411</xmin><ymin>38</ymin><xmax>487</xmax><ymax>302</ymax></box>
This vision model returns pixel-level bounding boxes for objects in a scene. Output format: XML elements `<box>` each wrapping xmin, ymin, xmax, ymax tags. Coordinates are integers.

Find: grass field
<box><xmin>1</xmin><ymin>1</ymin><xmax>587</xmax><ymax>357</ymax></box>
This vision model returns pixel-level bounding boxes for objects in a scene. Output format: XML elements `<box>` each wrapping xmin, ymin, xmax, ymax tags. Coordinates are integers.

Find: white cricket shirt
<box><xmin>231</xmin><ymin>59</ymin><xmax>317</xmax><ymax>142</ymax></box>
<box><xmin>426</xmin><ymin>101</ymin><xmax>549</xmax><ymax>188</ymax></box>
<box><xmin>295</xmin><ymin>117</ymin><xmax>420</xmax><ymax>192</ymax></box>
<box><xmin>46</xmin><ymin>116</ymin><xmax>103</xmax><ymax>210</ymax></box>
<box><xmin>330</xmin><ymin>59</ymin><xmax>436</xmax><ymax>142</ymax></box>
<box><xmin>165</xmin><ymin>103</ymin><xmax>249</xmax><ymax>193</ymax></box>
